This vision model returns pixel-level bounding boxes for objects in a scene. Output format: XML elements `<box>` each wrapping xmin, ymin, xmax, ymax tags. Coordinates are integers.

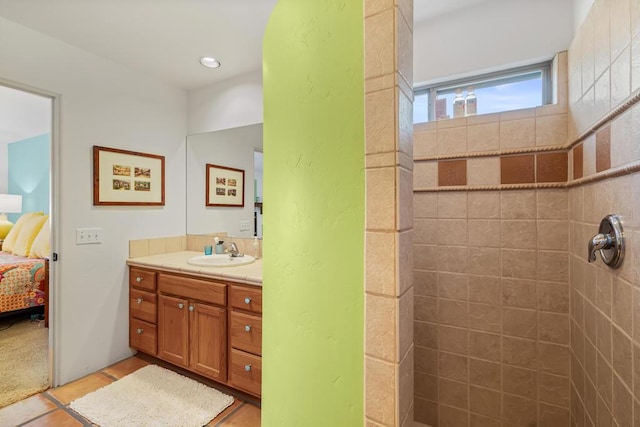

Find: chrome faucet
<box><xmin>588</xmin><ymin>233</ymin><xmax>612</xmax><ymax>262</ymax></box>
<box><xmin>227</xmin><ymin>242</ymin><xmax>241</xmax><ymax>257</ymax></box>
<box><xmin>587</xmin><ymin>214</ymin><xmax>624</xmax><ymax>269</ymax></box>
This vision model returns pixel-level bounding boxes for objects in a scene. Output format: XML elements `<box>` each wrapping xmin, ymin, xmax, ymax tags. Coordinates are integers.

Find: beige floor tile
<box><xmin>102</xmin><ymin>355</ymin><xmax>150</xmax><ymax>379</ymax></box>
<box><xmin>220</xmin><ymin>403</ymin><xmax>261</xmax><ymax>426</ymax></box>
<box><xmin>46</xmin><ymin>373</ymin><xmax>113</xmax><ymax>405</ymax></box>
<box><xmin>0</xmin><ymin>393</ymin><xmax>56</xmax><ymax>426</ymax></box>
<box><xmin>206</xmin><ymin>400</ymin><xmax>244</xmax><ymax>426</ymax></box>
<box><xmin>22</xmin><ymin>408</ymin><xmax>83</xmax><ymax>426</ymax></box>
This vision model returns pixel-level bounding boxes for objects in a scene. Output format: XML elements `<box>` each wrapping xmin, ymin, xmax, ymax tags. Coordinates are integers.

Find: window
<box><xmin>413</xmin><ymin>61</ymin><xmax>552</xmax><ymax>123</ymax></box>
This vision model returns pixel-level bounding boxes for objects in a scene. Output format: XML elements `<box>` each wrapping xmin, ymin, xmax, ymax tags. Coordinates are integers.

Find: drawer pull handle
<box><xmin>244</xmin><ymin>364</ymin><xmax>252</xmax><ymax>372</ymax></box>
<box><xmin>136</xmin><ymin>298</ymin><xmax>143</xmax><ymax>304</ymax></box>
<box><xmin>178</xmin><ymin>303</ymin><xmax>184</xmax><ymax>309</ymax></box>
<box><xmin>136</xmin><ymin>276</ymin><xmax>143</xmax><ymax>283</ymax></box>
<box><xmin>245</xmin><ymin>325</ymin><xmax>252</xmax><ymax>332</ymax></box>
<box><xmin>136</xmin><ymin>328</ymin><xmax>143</xmax><ymax>334</ymax></box>
<box><xmin>244</xmin><ymin>297</ymin><xmax>251</xmax><ymax>304</ymax></box>
<box><xmin>189</xmin><ymin>305</ymin><xmax>194</xmax><ymax>312</ymax></box>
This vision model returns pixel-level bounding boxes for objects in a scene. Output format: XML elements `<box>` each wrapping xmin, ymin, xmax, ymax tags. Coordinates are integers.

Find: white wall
<box><xmin>413</xmin><ymin>0</ymin><xmax>575</xmax><ymax>85</ymax></box>
<box><xmin>187</xmin><ymin>70</ymin><xmax>263</xmax><ymax>135</ymax></box>
<box><xmin>0</xmin><ymin>17</ymin><xmax>187</xmax><ymax>385</ymax></box>
<box><xmin>186</xmin><ymin>124</ymin><xmax>262</xmax><ymax>238</ymax></box>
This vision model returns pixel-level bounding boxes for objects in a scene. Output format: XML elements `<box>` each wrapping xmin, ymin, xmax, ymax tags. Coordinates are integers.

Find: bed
<box><xmin>0</xmin><ymin>252</ymin><xmax>49</xmax><ymax>326</ymax></box>
<box><xmin>0</xmin><ymin>211</ymin><xmax>50</xmax><ymax>326</ymax></box>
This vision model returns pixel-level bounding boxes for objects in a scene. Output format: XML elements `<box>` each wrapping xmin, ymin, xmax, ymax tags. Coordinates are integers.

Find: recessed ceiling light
<box><xmin>199</xmin><ymin>57</ymin><xmax>221</xmax><ymax>69</ymax></box>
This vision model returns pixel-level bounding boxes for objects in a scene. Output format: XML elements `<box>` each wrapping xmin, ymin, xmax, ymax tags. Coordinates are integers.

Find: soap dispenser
<box><xmin>253</xmin><ymin>236</ymin><xmax>260</xmax><ymax>259</ymax></box>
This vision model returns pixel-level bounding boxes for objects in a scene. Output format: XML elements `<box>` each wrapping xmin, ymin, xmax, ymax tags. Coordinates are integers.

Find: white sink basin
<box><xmin>187</xmin><ymin>254</ymin><xmax>255</xmax><ymax>267</ymax></box>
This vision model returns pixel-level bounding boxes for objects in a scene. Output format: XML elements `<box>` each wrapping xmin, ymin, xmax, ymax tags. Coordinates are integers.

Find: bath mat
<box><xmin>69</xmin><ymin>364</ymin><xmax>234</xmax><ymax>427</ymax></box>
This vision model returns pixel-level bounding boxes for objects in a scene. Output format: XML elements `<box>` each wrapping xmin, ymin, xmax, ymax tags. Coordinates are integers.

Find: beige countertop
<box><xmin>127</xmin><ymin>251</ymin><xmax>263</xmax><ymax>287</ymax></box>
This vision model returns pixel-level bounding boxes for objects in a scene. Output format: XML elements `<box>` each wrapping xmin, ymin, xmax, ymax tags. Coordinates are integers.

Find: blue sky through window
<box><xmin>413</xmin><ymin>74</ymin><xmax>543</xmax><ymax>123</ymax></box>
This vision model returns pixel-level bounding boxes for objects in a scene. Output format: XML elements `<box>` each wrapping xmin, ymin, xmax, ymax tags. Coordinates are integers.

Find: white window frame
<box><xmin>414</xmin><ymin>61</ymin><xmax>552</xmax><ymax>122</ymax></box>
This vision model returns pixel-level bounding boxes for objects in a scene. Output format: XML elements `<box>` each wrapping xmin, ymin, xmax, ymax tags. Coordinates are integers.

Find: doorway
<box><xmin>0</xmin><ymin>81</ymin><xmax>57</xmax><ymax>406</ymax></box>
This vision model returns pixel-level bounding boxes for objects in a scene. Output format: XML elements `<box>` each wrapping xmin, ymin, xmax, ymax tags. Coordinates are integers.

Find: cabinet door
<box><xmin>189</xmin><ymin>302</ymin><xmax>227</xmax><ymax>382</ymax></box>
<box><xmin>158</xmin><ymin>294</ymin><xmax>189</xmax><ymax>367</ymax></box>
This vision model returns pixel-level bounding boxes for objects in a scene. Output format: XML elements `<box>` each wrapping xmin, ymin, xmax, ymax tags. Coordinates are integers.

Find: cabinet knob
<box><xmin>136</xmin><ymin>328</ymin><xmax>143</xmax><ymax>334</ymax></box>
<box><xmin>189</xmin><ymin>305</ymin><xmax>194</xmax><ymax>312</ymax></box>
<box><xmin>136</xmin><ymin>297</ymin><xmax>143</xmax><ymax>304</ymax></box>
<box><xmin>136</xmin><ymin>276</ymin><xmax>143</xmax><ymax>283</ymax></box>
<box><xmin>244</xmin><ymin>297</ymin><xmax>251</xmax><ymax>304</ymax></box>
<box><xmin>244</xmin><ymin>364</ymin><xmax>252</xmax><ymax>372</ymax></box>
<box><xmin>178</xmin><ymin>303</ymin><xmax>184</xmax><ymax>309</ymax></box>
<box><xmin>245</xmin><ymin>325</ymin><xmax>252</xmax><ymax>332</ymax></box>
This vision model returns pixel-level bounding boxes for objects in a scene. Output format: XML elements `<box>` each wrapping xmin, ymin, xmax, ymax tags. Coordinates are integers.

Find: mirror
<box><xmin>186</xmin><ymin>123</ymin><xmax>263</xmax><ymax>238</ymax></box>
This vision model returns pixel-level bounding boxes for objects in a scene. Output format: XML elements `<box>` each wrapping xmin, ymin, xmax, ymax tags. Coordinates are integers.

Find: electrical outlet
<box><xmin>76</xmin><ymin>228</ymin><xmax>103</xmax><ymax>245</ymax></box>
<box><xmin>239</xmin><ymin>220</ymin><xmax>251</xmax><ymax>231</ymax></box>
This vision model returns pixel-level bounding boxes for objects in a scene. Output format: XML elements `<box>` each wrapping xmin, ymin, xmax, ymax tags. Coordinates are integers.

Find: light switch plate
<box><xmin>239</xmin><ymin>220</ymin><xmax>251</xmax><ymax>231</ymax></box>
<box><xmin>76</xmin><ymin>228</ymin><xmax>103</xmax><ymax>244</ymax></box>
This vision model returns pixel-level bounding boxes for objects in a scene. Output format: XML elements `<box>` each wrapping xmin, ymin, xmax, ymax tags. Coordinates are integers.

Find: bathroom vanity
<box><xmin>127</xmin><ymin>251</ymin><xmax>262</xmax><ymax>398</ymax></box>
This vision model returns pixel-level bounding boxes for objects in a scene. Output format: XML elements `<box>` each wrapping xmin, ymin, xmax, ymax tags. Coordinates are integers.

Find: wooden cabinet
<box><xmin>229</xmin><ymin>311</ymin><xmax>262</xmax><ymax>356</ymax></box>
<box><xmin>228</xmin><ymin>284</ymin><xmax>263</xmax><ymax>396</ymax></box>
<box><xmin>158</xmin><ymin>294</ymin><xmax>189</xmax><ymax>367</ymax></box>
<box><xmin>190</xmin><ymin>302</ymin><xmax>226</xmax><ymax>381</ymax></box>
<box><xmin>129</xmin><ymin>267</ymin><xmax>158</xmax><ymax>355</ymax></box>
<box><xmin>156</xmin><ymin>275</ymin><xmax>227</xmax><ymax>382</ymax></box>
<box><xmin>130</xmin><ymin>288</ymin><xmax>157</xmax><ymax>323</ymax></box>
<box><xmin>129</xmin><ymin>268</ymin><xmax>157</xmax><ymax>292</ymax></box>
<box><xmin>129</xmin><ymin>267</ymin><xmax>258</xmax><ymax>393</ymax></box>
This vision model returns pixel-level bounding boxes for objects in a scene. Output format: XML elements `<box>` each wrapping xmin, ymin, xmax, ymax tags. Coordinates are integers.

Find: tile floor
<box><xmin>0</xmin><ymin>356</ymin><xmax>261</xmax><ymax>426</ymax></box>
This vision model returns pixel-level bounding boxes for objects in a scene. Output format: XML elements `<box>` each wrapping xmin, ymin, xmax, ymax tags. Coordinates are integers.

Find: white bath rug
<box><xmin>69</xmin><ymin>364</ymin><xmax>234</xmax><ymax>427</ymax></box>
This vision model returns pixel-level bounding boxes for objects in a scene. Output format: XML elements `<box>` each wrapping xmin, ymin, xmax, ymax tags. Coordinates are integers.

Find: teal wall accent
<box><xmin>262</xmin><ymin>1</ymin><xmax>365</xmax><ymax>426</ymax></box>
<box><xmin>8</xmin><ymin>133</ymin><xmax>50</xmax><ymax>222</ymax></box>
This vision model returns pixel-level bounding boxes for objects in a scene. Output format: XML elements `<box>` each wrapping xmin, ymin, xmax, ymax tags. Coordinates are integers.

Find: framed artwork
<box><xmin>206</xmin><ymin>163</ymin><xmax>245</xmax><ymax>207</ymax></box>
<box><xmin>93</xmin><ymin>145</ymin><xmax>165</xmax><ymax>206</ymax></box>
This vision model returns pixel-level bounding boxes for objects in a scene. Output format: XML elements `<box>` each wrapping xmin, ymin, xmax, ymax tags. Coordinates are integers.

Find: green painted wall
<box><xmin>262</xmin><ymin>0</ymin><xmax>365</xmax><ymax>425</ymax></box>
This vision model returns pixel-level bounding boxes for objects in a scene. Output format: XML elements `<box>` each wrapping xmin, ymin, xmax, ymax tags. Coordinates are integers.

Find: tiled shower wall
<box><xmin>412</xmin><ymin>52</ymin><xmax>572</xmax><ymax>426</ymax></box>
<box><xmin>413</xmin><ymin>189</ymin><xmax>572</xmax><ymax>426</ymax></box>
<box><xmin>414</xmin><ymin>0</ymin><xmax>640</xmax><ymax>424</ymax></box>
<box><xmin>568</xmin><ymin>0</ymin><xmax>640</xmax><ymax>426</ymax></box>
<box><xmin>364</xmin><ymin>1</ymin><xmax>415</xmax><ymax>426</ymax></box>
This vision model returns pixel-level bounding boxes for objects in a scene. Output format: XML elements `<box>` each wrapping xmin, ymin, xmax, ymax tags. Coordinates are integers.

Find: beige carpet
<box><xmin>70</xmin><ymin>364</ymin><xmax>234</xmax><ymax>427</ymax></box>
<box><xmin>0</xmin><ymin>318</ymin><xmax>49</xmax><ymax>408</ymax></box>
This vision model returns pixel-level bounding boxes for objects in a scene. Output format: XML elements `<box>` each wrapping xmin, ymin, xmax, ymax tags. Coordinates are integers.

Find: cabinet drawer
<box><xmin>229</xmin><ymin>286</ymin><xmax>262</xmax><ymax>314</ymax></box>
<box><xmin>130</xmin><ymin>288</ymin><xmax>157</xmax><ymax>324</ymax></box>
<box><xmin>158</xmin><ymin>274</ymin><xmax>225</xmax><ymax>306</ymax></box>
<box><xmin>229</xmin><ymin>348</ymin><xmax>261</xmax><ymax>396</ymax></box>
<box><xmin>229</xmin><ymin>311</ymin><xmax>262</xmax><ymax>356</ymax></box>
<box><xmin>130</xmin><ymin>318</ymin><xmax>157</xmax><ymax>355</ymax></box>
<box><xmin>130</xmin><ymin>268</ymin><xmax>157</xmax><ymax>292</ymax></box>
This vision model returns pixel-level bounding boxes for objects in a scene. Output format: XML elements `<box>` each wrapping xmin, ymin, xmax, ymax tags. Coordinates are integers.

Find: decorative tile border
<box><xmin>565</xmin><ymin>160</ymin><xmax>640</xmax><ymax>188</ymax></box>
<box><xmin>415</xmin><ymin>182</ymin><xmax>567</xmax><ymax>192</ymax></box>
<box><xmin>567</xmin><ymin>87</ymin><xmax>640</xmax><ymax>150</ymax></box>
<box><xmin>414</xmin><ymin>144</ymin><xmax>567</xmax><ymax>162</ymax></box>
<box><xmin>414</xmin><ymin>84</ymin><xmax>640</xmax><ymax>192</ymax></box>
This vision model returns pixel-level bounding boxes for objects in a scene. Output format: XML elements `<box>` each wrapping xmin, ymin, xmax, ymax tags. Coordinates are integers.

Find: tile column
<box><xmin>364</xmin><ymin>1</ymin><xmax>414</xmax><ymax>426</ymax></box>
